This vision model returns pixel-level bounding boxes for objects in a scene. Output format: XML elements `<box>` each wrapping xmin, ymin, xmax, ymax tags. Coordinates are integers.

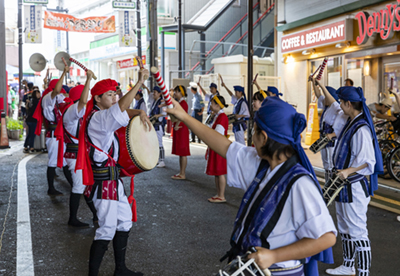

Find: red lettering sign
<box><xmin>116</xmin><ymin>55</ymin><xmax>146</xmax><ymax>69</ymax></box>
<box><xmin>356</xmin><ymin>1</ymin><xmax>400</xmax><ymax>45</ymax></box>
<box><xmin>281</xmin><ymin>20</ymin><xmax>351</xmax><ymax>53</ymax></box>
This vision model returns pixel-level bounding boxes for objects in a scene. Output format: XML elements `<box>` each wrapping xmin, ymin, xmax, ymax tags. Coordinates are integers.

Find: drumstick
<box><xmin>150</xmin><ymin>67</ymin><xmax>173</xmax><ymax>108</ymax></box>
<box><xmin>252</xmin><ymin>73</ymin><xmax>258</xmax><ymax>83</ymax></box>
<box><xmin>135</xmin><ymin>56</ymin><xmax>143</xmax><ymax>69</ymax></box>
<box><xmin>310</xmin><ymin>65</ymin><xmax>321</xmax><ymax>78</ymax></box>
<box><xmin>69</xmin><ymin>57</ymin><xmax>97</xmax><ymax>80</ymax></box>
<box><xmin>316</xmin><ymin>58</ymin><xmax>328</xmax><ymax>81</ymax></box>
<box><xmin>219</xmin><ymin>73</ymin><xmax>224</xmax><ymax>84</ymax></box>
<box><xmin>61</xmin><ymin>57</ymin><xmax>68</xmax><ymax>67</ymax></box>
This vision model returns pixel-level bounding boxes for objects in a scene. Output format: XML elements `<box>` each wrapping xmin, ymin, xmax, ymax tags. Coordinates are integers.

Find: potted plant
<box><xmin>6</xmin><ymin>118</ymin><xmax>23</xmax><ymax>140</ymax></box>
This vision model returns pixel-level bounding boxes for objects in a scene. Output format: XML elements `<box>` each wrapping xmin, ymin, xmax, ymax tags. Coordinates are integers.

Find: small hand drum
<box><xmin>205</xmin><ymin>113</ymin><xmax>215</xmax><ymax>125</ymax></box>
<box><xmin>322</xmin><ymin>171</ymin><xmax>350</xmax><ymax>206</ymax></box>
<box><xmin>228</xmin><ymin>114</ymin><xmax>238</xmax><ymax>124</ymax></box>
<box><xmin>309</xmin><ymin>134</ymin><xmax>331</xmax><ymax>154</ymax></box>
<box><xmin>54</xmin><ymin>51</ymin><xmax>71</xmax><ymax>71</ymax></box>
<box><xmin>216</xmin><ymin>250</ymin><xmax>270</xmax><ymax>276</ymax></box>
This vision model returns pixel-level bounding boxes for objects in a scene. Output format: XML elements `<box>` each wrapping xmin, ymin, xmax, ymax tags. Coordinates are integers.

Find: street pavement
<box><xmin>0</xmin><ymin>137</ymin><xmax>399</xmax><ymax>276</ymax></box>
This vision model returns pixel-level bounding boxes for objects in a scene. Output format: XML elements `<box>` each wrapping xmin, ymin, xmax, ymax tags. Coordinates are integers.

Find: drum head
<box><xmin>126</xmin><ymin>116</ymin><xmax>159</xmax><ymax>171</ymax></box>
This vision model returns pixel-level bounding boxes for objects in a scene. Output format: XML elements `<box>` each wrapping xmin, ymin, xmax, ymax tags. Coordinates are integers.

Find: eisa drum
<box><xmin>116</xmin><ymin>115</ymin><xmax>159</xmax><ymax>176</ymax></box>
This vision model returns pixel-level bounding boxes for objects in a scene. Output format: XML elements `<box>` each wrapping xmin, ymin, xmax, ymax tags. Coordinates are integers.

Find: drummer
<box><xmin>197</xmin><ymin>81</ymin><xmax>220</xmax><ymax>124</ymax></box>
<box><xmin>221</xmin><ymin>82</ymin><xmax>250</xmax><ymax>145</ymax></box>
<box><xmin>134</xmin><ymin>89</ymin><xmax>147</xmax><ymax>114</ymax></box>
<box><xmin>165</xmin><ymin>96</ymin><xmax>336</xmax><ymax>275</ymax></box>
<box><xmin>54</xmin><ymin>70</ymin><xmax>98</xmax><ymax>228</ymax></box>
<box><xmin>33</xmin><ymin>65</ymin><xmax>73</xmax><ymax>195</ymax></box>
<box><xmin>75</xmin><ymin>69</ymin><xmax>151</xmax><ymax>276</ymax></box>
<box><xmin>149</xmin><ymin>86</ymin><xmax>167</xmax><ymax>168</ymax></box>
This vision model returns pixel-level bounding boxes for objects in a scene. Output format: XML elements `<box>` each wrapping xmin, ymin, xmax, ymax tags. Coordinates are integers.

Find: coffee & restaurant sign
<box><xmin>281</xmin><ymin>20</ymin><xmax>353</xmax><ymax>53</ymax></box>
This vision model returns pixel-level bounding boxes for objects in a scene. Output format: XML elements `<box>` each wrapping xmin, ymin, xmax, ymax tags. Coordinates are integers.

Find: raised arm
<box><xmin>166</xmin><ymin>98</ymin><xmax>232</xmax><ymax>158</ymax></box>
<box><xmin>77</xmin><ymin>70</ymin><xmax>94</xmax><ymax>113</ymax></box>
<box><xmin>142</xmin><ymin>84</ymin><xmax>151</xmax><ymax>95</ymax></box>
<box><xmin>51</xmin><ymin>63</ymin><xmax>69</xmax><ymax>99</ymax></box>
<box><xmin>309</xmin><ymin>76</ymin><xmax>322</xmax><ymax>99</ymax></box>
<box><xmin>315</xmin><ymin>79</ymin><xmax>336</xmax><ymax>106</ymax></box>
<box><xmin>222</xmin><ymin>82</ymin><xmax>234</xmax><ymax>97</ymax></box>
<box><xmin>197</xmin><ymin>81</ymin><xmax>206</xmax><ymax>97</ymax></box>
<box><xmin>253</xmin><ymin>78</ymin><xmax>262</xmax><ymax>91</ymax></box>
<box><xmin>118</xmin><ymin>68</ymin><xmax>149</xmax><ymax>112</ymax></box>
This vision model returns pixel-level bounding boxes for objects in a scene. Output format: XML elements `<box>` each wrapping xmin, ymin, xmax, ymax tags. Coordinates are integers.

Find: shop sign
<box><xmin>281</xmin><ymin>20</ymin><xmax>352</xmax><ymax>53</ymax></box>
<box><xmin>355</xmin><ymin>2</ymin><xmax>400</xmax><ymax>45</ymax></box>
<box><xmin>24</xmin><ymin>5</ymin><xmax>42</xmax><ymax>43</ymax></box>
<box><xmin>116</xmin><ymin>56</ymin><xmax>146</xmax><ymax>69</ymax></box>
<box><xmin>118</xmin><ymin>11</ymin><xmax>136</xmax><ymax>47</ymax></box>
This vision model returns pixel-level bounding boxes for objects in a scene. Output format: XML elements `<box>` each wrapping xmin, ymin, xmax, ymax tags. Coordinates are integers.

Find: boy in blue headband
<box><xmin>149</xmin><ymin>86</ymin><xmax>166</xmax><ymax>168</ymax></box>
<box><xmin>166</xmin><ymin>96</ymin><xmax>336</xmax><ymax>276</ymax></box>
<box><xmin>221</xmin><ymin>81</ymin><xmax>250</xmax><ymax>145</ymax></box>
<box><xmin>133</xmin><ymin>89</ymin><xmax>147</xmax><ymax>113</ymax></box>
<box><xmin>325</xmin><ymin>86</ymin><xmax>383</xmax><ymax>276</ymax></box>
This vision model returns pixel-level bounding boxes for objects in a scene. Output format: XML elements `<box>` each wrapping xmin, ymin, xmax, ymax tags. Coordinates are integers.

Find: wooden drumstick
<box><xmin>310</xmin><ymin>65</ymin><xmax>321</xmax><ymax>78</ymax></box>
<box><xmin>69</xmin><ymin>57</ymin><xmax>97</xmax><ymax>80</ymax></box>
<box><xmin>262</xmin><ymin>268</ymin><xmax>271</xmax><ymax>276</ymax></box>
<box><xmin>219</xmin><ymin>73</ymin><xmax>224</xmax><ymax>85</ymax></box>
<box><xmin>253</xmin><ymin>73</ymin><xmax>258</xmax><ymax>83</ymax></box>
<box><xmin>316</xmin><ymin>58</ymin><xmax>328</xmax><ymax>81</ymax></box>
<box><xmin>135</xmin><ymin>56</ymin><xmax>144</xmax><ymax>69</ymax></box>
<box><xmin>61</xmin><ymin>57</ymin><xmax>68</xmax><ymax>67</ymax></box>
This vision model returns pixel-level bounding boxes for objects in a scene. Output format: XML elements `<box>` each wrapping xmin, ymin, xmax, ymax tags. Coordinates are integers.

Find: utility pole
<box><xmin>136</xmin><ymin>0</ymin><xmax>142</xmax><ymax>58</ymax></box>
<box><xmin>177</xmin><ymin>0</ymin><xmax>182</xmax><ymax>78</ymax></box>
<box><xmin>0</xmin><ymin>0</ymin><xmax>6</xmax><ymax>112</ymax></box>
<box><xmin>247</xmin><ymin>0</ymin><xmax>254</xmax><ymax>146</ymax></box>
<box><xmin>18</xmin><ymin>0</ymin><xmax>23</xmax><ymax>106</ymax></box>
<box><xmin>147</xmin><ymin>0</ymin><xmax>158</xmax><ymax>89</ymax></box>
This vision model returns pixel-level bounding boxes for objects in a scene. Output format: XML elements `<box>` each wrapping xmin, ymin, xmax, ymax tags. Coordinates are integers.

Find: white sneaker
<box><xmin>397</xmin><ymin>215</ymin><xmax>400</xmax><ymax>222</ymax></box>
<box><xmin>156</xmin><ymin>161</ymin><xmax>165</xmax><ymax>168</ymax></box>
<box><xmin>326</xmin><ymin>265</ymin><xmax>355</xmax><ymax>276</ymax></box>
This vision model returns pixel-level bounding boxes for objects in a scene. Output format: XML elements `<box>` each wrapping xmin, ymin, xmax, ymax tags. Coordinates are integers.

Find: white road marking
<box><xmin>17</xmin><ymin>154</ymin><xmax>37</xmax><ymax>276</ymax></box>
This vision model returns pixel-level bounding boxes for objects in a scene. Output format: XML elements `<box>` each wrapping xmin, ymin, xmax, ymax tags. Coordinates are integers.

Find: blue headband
<box><xmin>326</xmin><ymin>86</ymin><xmax>339</xmax><ymax>102</ymax></box>
<box><xmin>254</xmin><ymin>97</ymin><xmax>317</xmax><ymax>181</ymax></box>
<box><xmin>267</xmin><ymin>86</ymin><xmax>283</xmax><ymax>98</ymax></box>
<box><xmin>337</xmin><ymin>86</ymin><xmax>384</xmax><ymax>194</ymax></box>
<box><xmin>137</xmin><ymin>89</ymin><xmax>143</xmax><ymax>97</ymax></box>
<box><xmin>153</xmin><ymin>86</ymin><xmax>161</xmax><ymax>93</ymax></box>
<box><xmin>209</xmin><ymin>83</ymin><xmax>217</xmax><ymax>89</ymax></box>
<box><xmin>234</xmin><ymin>86</ymin><xmax>244</xmax><ymax>93</ymax></box>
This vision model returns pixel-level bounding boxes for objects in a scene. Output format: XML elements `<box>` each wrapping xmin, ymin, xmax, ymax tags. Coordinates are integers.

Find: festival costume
<box><xmin>206</xmin><ymin>110</ymin><xmax>228</xmax><ymax>176</ymax></box>
<box><xmin>149</xmin><ymin>97</ymin><xmax>166</xmax><ymax>164</ymax></box>
<box><xmin>54</xmin><ymin>85</ymin><xmax>98</xmax><ymax>227</ymax></box>
<box><xmin>172</xmin><ymin>98</ymin><xmax>190</xmax><ymax>156</ymax></box>
<box><xmin>75</xmin><ymin>79</ymin><xmax>142</xmax><ymax>276</ymax></box>
<box><xmin>231</xmin><ymin>93</ymin><xmax>250</xmax><ymax>145</ymax></box>
<box><xmin>222</xmin><ymin>97</ymin><xmax>335</xmax><ymax>276</ymax></box>
<box><xmin>134</xmin><ymin>97</ymin><xmax>147</xmax><ymax>114</ymax></box>
<box><xmin>326</xmin><ymin>86</ymin><xmax>383</xmax><ymax>276</ymax></box>
<box><xmin>33</xmin><ymin>80</ymin><xmax>72</xmax><ymax>195</ymax></box>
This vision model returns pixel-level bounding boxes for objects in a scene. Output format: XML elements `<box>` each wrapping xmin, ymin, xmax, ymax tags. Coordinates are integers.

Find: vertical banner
<box><xmin>24</xmin><ymin>5</ymin><xmax>42</xmax><ymax>43</ymax></box>
<box><xmin>118</xmin><ymin>11</ymin><xmax>136</xmax><ymax>47</ymax></box>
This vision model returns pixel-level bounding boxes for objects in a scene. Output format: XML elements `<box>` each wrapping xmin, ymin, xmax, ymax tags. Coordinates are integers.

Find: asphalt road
<box><xmin>0</xmin><ymin>138</ymin><xmax>399</xmax><ymax>275</ymax></box>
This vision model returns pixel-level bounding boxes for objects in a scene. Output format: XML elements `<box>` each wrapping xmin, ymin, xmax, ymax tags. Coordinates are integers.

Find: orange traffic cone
<box><xmin>0</xmin><ymin>112</ymin><xmax>10</xmax><ymax>149</ymax></box>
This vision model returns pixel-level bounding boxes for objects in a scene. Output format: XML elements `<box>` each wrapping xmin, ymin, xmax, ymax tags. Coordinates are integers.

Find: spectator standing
<box><xmin>189</xmin><ymin>82</ymin><xmax>204</xmax><ymax>143</ymax></box>
<box><xmin>24</xmin><ymin>89</ymin><xmax>41</xmax><ymax>153</ymax></box>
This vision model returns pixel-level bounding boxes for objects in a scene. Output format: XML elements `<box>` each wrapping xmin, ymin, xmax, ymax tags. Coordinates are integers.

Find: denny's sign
<box><xmin>355</xmin><ymin>2</ymin><xmax>400</xmax><ymax>45</ymax></box>
<box><xmin>281</xmin><ymin>20</ymin><xmax>353</xmax><ymax>53</ymax></box>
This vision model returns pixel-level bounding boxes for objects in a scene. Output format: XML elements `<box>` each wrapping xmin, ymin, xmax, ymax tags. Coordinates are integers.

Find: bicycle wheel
<box><xmin>386</xmin><ymin>146</ymin><xmax>400</xmax><ymax>182</ymax></box>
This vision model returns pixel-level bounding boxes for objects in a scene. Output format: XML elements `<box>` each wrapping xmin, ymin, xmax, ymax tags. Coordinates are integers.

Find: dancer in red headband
<box><xmin>54</xmin><ymin>70</ymin><xmax>97</xmax><ymax>228</ymax></box>
<box><xmin>75</xmin><ymin>68</ymin><xmax>151</xmax><ymax>276</ymax></box>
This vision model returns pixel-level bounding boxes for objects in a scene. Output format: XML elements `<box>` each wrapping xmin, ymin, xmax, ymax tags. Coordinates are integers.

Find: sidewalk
<box><xmin>0</xmin><ymin>138</ymin><xmax>24</xmax><ymax>157</ymax></box>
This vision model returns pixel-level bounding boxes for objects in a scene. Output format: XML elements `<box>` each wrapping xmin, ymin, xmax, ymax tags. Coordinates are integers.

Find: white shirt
<box><xmin>134</xmin><ymin>99</ymin><xmax>147</xmax><ymax>114</ymax></box>
<box><xmin>42</xmin><ymin>93</ymin><xmax>65</xmax><ymax>122</ymax></box>
<box><xmin>63</xmin><ymin>102</ymin><xmax>85</xmax><ymax>143</ymax></box>
<box><xmin>231</xmin><ymin>96</ymin><xmax>250</xmax><ymax>118</ymax></box>
<box><xmin>87</xmin><ymin>103</ymin><xmax>129</xmax><ymax>164</ymax></box>
<box><xmin>333</xmin><ymin>113</ymin><xmax>375</xmax><ymax>176</ymax></box>
<box><xmin>322</xmin><ymin>101</ymin><xmax>342</xmax><ymax>127</ymax></box>
<box><xmin>226</xmin><ymin>142</ymin><xmax>337</xmax><ymax>268</ymax></box>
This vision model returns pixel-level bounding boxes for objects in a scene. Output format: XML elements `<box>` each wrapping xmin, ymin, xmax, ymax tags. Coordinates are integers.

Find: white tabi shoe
<box><xmin>326</xmin><ymin>265</ymin><xmax>356</xmax><ymax>276</ymax></box>
<box><xmin>397</xmin><ymin>215</ymin><xmax>400</xmax><ymax>222</ymax></box>
<box><xmin>156</xmin><ymin>161</ymin><xmax>165</xmax><ymax>168</ymax></box>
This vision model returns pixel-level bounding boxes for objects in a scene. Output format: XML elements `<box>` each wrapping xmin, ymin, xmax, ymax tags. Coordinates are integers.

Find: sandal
<box><xmin>208</xmin><ymin>197</ymin><xmax>226</xmax><ymax>203</ymax></box>
<box><xmin>23</xmin><ymin>148</ymin><xmax>29</xmax><ymax>153</ymax></box>
<box><xmin>171</xmin><ymin>174</ymin><xmax>186</xmax><ymax>180</ymax></box>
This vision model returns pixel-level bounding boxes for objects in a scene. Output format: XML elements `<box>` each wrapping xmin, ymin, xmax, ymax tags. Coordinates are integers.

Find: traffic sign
<box><xmin>23</xmin><ymin>0</ymin><xmax>48</xmax><ymax>4</ymax></box>
<box><xmin>112</xmin><ymin>1</ymin><xmax>136</xmax><ymax>9</ymax></box>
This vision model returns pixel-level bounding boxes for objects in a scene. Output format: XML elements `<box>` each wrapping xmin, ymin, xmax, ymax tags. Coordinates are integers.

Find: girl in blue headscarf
<box><xmin>310</xmin><ymin>78</ymin><xmax>345</xmax><ymax>183</ymax></box>
<box><xmin>325</xmin><ymin>86</ymin><xmax>383</xmax><ymax>276</ymax></box>
<box><xmin>221</xmin><ymin>81</ymin><xmax>250</xmax><ymax>145</ymax></box>
<box><xmin>166</xmin><ymin>96</ymin><xmax>336</xmax><ymax>276</ymax></box>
